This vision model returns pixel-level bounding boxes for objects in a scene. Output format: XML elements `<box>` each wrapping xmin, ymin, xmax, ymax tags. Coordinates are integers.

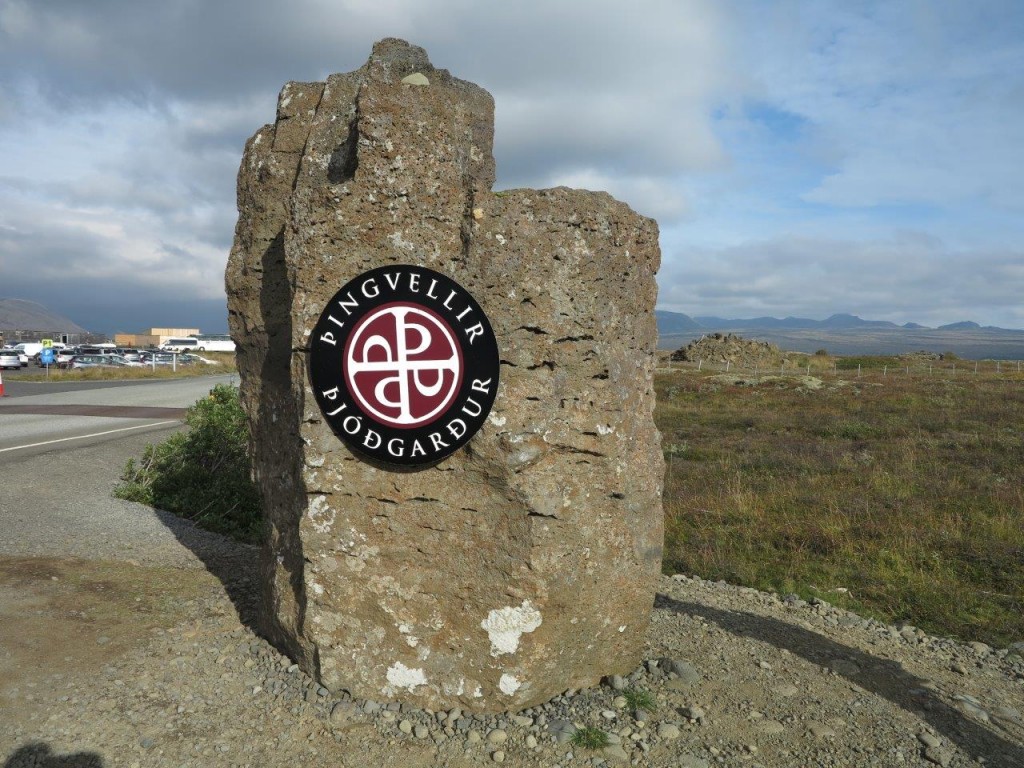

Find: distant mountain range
<box><xmin>656</xmin><ymin>311</ymin><xmax>1024</xmax><ymax>358</ymax></box>
<box><xmin>0</xmin><ymin>298</ymin><xmax>87</xmax><ymax>333</ymax></box>
<box><xmin>656</xmin><ymin>311</ymin><xmax>1018</xmax><ymax>334</ymax></box>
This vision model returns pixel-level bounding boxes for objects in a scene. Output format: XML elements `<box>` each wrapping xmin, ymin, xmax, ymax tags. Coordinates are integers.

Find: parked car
<box><xmin>70</xmin><ymin>354</ymin><xmax>132</xmax><ymax>369</ymax></box>
<box><xmin>0</xmin><ymin>349</ymin><xmax>21</xmax><ymax>370</ymax></box>
<box><xmin>107</xmin><ymin>354</ymin><xmax>144</xmax><ymax>367</ymax></box>
<box><xmin>118</xmin><ymin>349</ymin><xmax>142</xmax><ymax>363</ymax></box>
<box><xmin>139</xmin><ymin>352</ymin><xmax>178</xmax><ymax>366</ymax></box>
<box><xmin>55</xmin><ymin>349</ymin><xmax>77</xmax><ymax>368</ymax></box>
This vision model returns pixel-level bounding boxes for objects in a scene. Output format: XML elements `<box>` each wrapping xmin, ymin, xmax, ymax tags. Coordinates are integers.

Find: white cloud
<box><xmin>659</xmin><ymin>233</ymin><xmax>1024</xmax><ymax>329</ymax></box>
<box><xmin>1</xmin><ymin>0</ymin><xmax>1023</xmax><ymax>332</ymax></box>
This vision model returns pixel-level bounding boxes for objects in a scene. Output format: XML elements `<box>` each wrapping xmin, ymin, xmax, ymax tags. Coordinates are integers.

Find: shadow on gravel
<box><xmin>657</xmin><ymin>594</ymin><xmax>1024</xmax><ymax>768</ymax></box>
<box><xmin>4</xmin><ymin>742</ymin><xmax>103</xmax><ymax>767</ymax></box>
<box><xmin>154</xmin><ymin>508</ymin><xmax>261</xmax><ymax>632</ymax></box>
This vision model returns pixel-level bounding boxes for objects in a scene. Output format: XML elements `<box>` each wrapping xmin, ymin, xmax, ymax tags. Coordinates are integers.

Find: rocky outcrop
<box><xmin>226</xmin><ymin>39</ymin><xmax>663</xmax><ymax>712</ymax></box>
<box><xmin>671</xmin><ymin>333</ymin><xmax>782</xmax><ymax>368</ymax></box>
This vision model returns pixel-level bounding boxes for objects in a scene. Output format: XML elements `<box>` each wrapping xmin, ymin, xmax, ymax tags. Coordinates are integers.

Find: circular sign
<box><xmin>309</xmin><ymin>265</ymin><xmax>500</xmax><ymax>466</ymax></box>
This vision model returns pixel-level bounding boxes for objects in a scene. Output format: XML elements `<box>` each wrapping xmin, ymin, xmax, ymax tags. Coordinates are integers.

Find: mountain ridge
<box><xmin>0</xmin><ymin>298</ymin><xmax>88</xmax><ymax>333</ymax></box>
<box><xmin>657</xmin><ymin>309</ymin><xmax>1021</xmax><ymax>333</ymax></box>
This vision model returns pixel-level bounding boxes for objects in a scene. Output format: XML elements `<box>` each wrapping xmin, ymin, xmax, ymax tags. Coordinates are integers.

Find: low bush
<box><xmin>115</xmin><ymin>384</ymin><xmax>262</xmax><ymax>544</ymax></box>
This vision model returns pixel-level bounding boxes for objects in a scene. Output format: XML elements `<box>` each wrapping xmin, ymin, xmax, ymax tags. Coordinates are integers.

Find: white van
<box><xmin>160</xmin><ymin>337</ymin><xmax>200</xmax><ymax>352</ymax></box>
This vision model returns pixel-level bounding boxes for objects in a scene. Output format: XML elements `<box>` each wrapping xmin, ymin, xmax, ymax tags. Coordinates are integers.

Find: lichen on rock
<box><xmin>226</xmin><ymin>38</ymin><xmax>664</xmax><ymax>712</ymax></box>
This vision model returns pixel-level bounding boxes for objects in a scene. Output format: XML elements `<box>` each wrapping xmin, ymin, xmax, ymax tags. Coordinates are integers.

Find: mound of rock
<box><xmin>670</xmin><ymin>333</ymin><xmax>782</xmax><ymax>368</ymax></box>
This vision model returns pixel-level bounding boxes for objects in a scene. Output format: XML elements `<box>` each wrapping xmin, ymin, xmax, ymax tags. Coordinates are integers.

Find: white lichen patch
<box><xmin>384</xmin><ymin>662</ymin><xmax>427</xmax><ymax>693</ymax></box>
<box><xmin>387</xmin><ymin>231</ymin><xmax>415</xmax><ymax>251</ymax></box>
<box><xmin>597</xmin><ymin>423</ymin><xmax>615</xmax><ymax>435</ymax></box>
<box><xmin>473</xmin><ymin>685</ymin><xmax>483</xmax><ymax>698</ymax></box>
<box><xmin>307</xmin><ymin>495</ymin><xmax>334</xmax><ymax>533</ymax></box>
<box><xmin>488</xmin><ymin>413</ymin><xmax>507</xmax><ymax>428</ymax></box>
<box><xmin>394</xmin><ymin>620</ymin><xmax>421</xmax><ymax>648</ymax></box>
<box><xmin>499</xmin><ymin>673</ymin><xmax>521</xmax><ymax>695</ymax></box>
<box><xmin>481</xmin><ymin>601</ymin><xmax>542</xmax><ymax>657</ymax></box>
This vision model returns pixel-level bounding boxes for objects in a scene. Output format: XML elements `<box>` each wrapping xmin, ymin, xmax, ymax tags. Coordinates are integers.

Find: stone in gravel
<box><xmin>601</xmin><ymin>709</ymin><xmax>617</xmax><ymax>720</ymax></box>
<box><xmin>491</xmin><ymin>749</ymin><xmax>505</xmax><ymax>762</ymax></box>
<box><xmin>612</xmin><ymin>696</ymin><xmax>627</xmax><ymax>709</ymax></box>
<box><xmin>330</xmin><ymin>701</ymin><xmax>358</xmax><ymax>725</ymax></box>
<box><xmin>398</xmin><ymin>719</ymin><xmax>413</xmax><ymax>734</ymax></box>
<box><xmin>917</xmin><ymin>732</ymin><xmax>941</xmax><ymax>748</ymax></box>
<box><xmin>968</xmin><ymin>641</ymin><xmax>991</xmax><ymax>656</ymax></box>
<box><xmin>773</xmin><ymin>683</ymin><xmax>799</xmax><ymax>697</ymax></box>
<box><xmin>467</xmin><ymin>730</ymin><xmax>482</xmax><ymax>744</ymax></box>
<box><xmin>681</xmin><ymin>706</ymin><xmax>705</xmax><ymax>722</ymax></box>
<box><xmin>953</xmin><ymin>694</ymin><xmax>990</xmax><ymax>722</ymax></box>
<box><xmin>232</xmin><ymin>37</ymin><xmax>665</xmax><ymax>713</ymax></box>
<box><xmin>677</xmin><ymin>755</ymin><xmax>710</xmax><ymax>768</ymax></box>
<box><xmin>512</xmin><ymin>715</ymin><xmax>533</xmax><ymax>727</ymax></box>
<box><xmin>608</xmin><ymin>674</ymin><xmax>626</xmax><ymax>691</ymax></box>
<box><xmin>413</xmin><ymin>724</ymin><xmax>429</xmax><ymax>739</ymax></box>
<box><xmin>548</xmin><ymin>720</ymin><xmax>577</xmax><ymax>743</ymax></box>
<box><xmin>993</xmin><ymin>706</ymin><xmax>1021</xmax><ymax>723</ymax></box>
<box><xmin>760</xmin><ymin>720</ymin><xmax>785</xmax><ymax>735</ymax></box>
<box><xmin>525</xmin><ymin>734</ymin><xmax>538</xmax><ymax>748</ymax></box>
<box><xmin>808</xmin><ymin>724</ymin><xmax>835</xmax><ymax>738</ymax></box>
<box><xmin>602</xmin><ymin>744</ymin><xmax>629</xmax><ymax>763</ymax></box>
<box><xmin>665</xmin><ymin>659</ymin><xmax>700</xmax><ymax>684</ymax></box>
<box><xmin>829</xmin><ymin>658</ymin><xmax>860</xmax><ymax>676</ymax></box>
<box><xmin>923</xmin><ymin>746</ymin><xmax>953</xmax><ymax>766</ymax></box>
<box><xmin>656</xmin><ymin>723</ymin><xmax>681</xmax><ymax>740</ymax></box>
<box><xmin>486</xmin><ymin>728</ymin><xmax>508</xmax><ymax>744</ymax></box>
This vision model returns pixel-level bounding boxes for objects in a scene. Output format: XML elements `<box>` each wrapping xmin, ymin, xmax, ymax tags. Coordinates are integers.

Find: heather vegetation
<box><xmin>656</xmin><ymin>365</ymin><xmax>1024</xmax><ymax>647</ymax></box>
<box><xmin>113</xmin><ymin>354</ymin><xmax>1023</xmax><ymax>647</ymax></box>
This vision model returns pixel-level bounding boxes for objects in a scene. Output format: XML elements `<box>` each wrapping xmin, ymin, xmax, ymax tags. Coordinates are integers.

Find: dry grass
<box><xmin>656</xmin><ymin>366</ymin><xmax>1024</xmax><ymax>647</ymax></box>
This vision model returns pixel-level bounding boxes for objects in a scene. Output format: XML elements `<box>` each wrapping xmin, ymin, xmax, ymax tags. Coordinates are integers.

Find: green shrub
<box><xmin>571</xmin><ymin>727</ymin><xmax>610</xmax><ymax>750</ymax></box>
<box><xmin>115</xmin><ymin>384</ymin><xmax>262</xmax><ymax>543</ymax></box>
<box><xmin>623</xmin><ymin>687</ymin><xmax>657</xmax><ymax>713</ymax></box>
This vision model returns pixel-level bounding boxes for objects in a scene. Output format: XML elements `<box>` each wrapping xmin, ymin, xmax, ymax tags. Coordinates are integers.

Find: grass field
<box><xmin>655</xmin><ymin>366</ymin><xmax>1024</xmax><ymax>647</ymax></box>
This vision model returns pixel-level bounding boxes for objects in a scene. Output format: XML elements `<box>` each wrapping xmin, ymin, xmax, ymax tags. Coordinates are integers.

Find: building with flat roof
<box><xmin>114</xmin><ymin>328</ymin><xmax>201</xmax><ymax>348</ymax></box>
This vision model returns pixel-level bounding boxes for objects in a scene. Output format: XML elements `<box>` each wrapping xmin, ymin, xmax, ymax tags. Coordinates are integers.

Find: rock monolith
<box><xmin>226</xmin><ymin>38</ymin><xmax>663</xmax><ymax>712</ymax></box>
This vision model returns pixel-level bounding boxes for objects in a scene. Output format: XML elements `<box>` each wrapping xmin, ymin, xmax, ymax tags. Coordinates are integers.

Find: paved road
<box><xmin>0</xmin><ymin>374</ymin><xmax>243</xmax><ymax>565</ymax></box>
<box><xmin>0</xmin><ymin>375</ymin><xmax>237</xmax><ymax>459</ymax></box>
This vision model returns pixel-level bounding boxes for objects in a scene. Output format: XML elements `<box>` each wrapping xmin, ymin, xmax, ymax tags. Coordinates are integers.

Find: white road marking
<box><xmin>0</xmin><ymin>420</ymin><xmax>180</xmax><ymax>453</ymax></box>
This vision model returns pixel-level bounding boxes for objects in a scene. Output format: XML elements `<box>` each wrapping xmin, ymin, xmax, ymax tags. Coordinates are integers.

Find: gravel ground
<box><xmin>1</xmin><ymin>429</ymin><xmax>1022</xmax><ymax>767</ymax></box>
<box><xmin>2</xmin><ymin>542</ymin><xmax>1022</xmax><ymax>768</ymax></box>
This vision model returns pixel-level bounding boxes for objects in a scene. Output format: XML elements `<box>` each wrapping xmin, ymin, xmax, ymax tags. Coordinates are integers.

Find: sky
<box><xmin>1</xmin><ymin>0</ymin><xmax>1023</xmax><ymax>334</ymax></box>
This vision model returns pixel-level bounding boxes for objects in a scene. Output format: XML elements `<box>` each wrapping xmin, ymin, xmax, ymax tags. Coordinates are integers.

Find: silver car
<box><xmin>0</xmin><ymin>349</ymin><xmax>21</xmax><ymax>370</ymax></box>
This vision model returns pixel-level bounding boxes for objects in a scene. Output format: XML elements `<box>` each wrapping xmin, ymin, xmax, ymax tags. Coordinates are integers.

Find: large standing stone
<box><xmin>226</xmin><ymin>38</ymin><xmax>663</xmax><ymax>712</ymax></box>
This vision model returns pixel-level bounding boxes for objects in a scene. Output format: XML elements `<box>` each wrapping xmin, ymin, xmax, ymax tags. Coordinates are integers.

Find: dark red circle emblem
<box><xmin>309</xmin><ymin>265</ymin><xmax>499</xmax><ymax>466</ymax></box>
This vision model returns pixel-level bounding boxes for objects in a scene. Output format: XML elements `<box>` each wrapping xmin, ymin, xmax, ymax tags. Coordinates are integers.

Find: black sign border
<box><xmin>308</xmin><ymin>264</ymin><xmax>500</xmax><ymax>468</ymax></box>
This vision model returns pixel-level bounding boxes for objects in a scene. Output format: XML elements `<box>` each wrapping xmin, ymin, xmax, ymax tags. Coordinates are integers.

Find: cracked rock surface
<box><xmin>226</xmin><ymin>38</ymin><xmax>663</xmax><ymax>711</ymax></box>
